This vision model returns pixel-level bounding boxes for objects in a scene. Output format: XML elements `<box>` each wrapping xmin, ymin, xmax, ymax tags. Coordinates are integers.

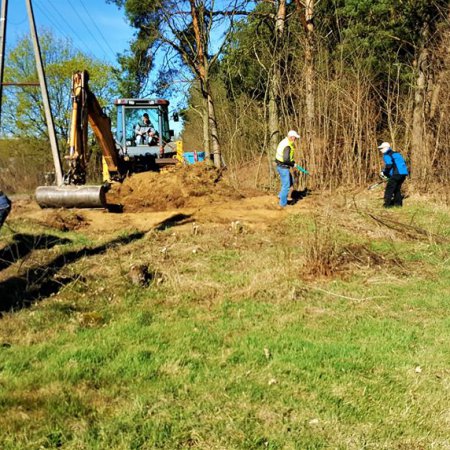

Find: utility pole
<box><xmin>0</xmin><ymin>0</ymin><xmax>8</xmax><ymax>129</ymax></box>
<box><xmin>0</xmin><ymin>0</ymin><xmax>63</xmax><ymax>186</ymax></box>
<box><xmin>25</xmin><ymin>0</ymin><xmax>63</xmax><ymax>185</ymax></box>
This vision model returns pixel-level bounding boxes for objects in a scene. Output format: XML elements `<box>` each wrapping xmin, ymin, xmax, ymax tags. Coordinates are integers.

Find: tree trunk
<box><xmin>295</xmin><ymin>0</ymin><xmax>315</xmax><ymax>174</ymax></box>
<box><xmin>411</xmin><ymin>24</ymin><xmax>430</xmax><ymax>181</ymax></box>
<box><xmin>190</xmin><ymin>0</ymin><xmax>221</xmax><ymax>167</ymax></box>
<box><xmin>202</xmin><ymin>95</ymin><xmax>210</xmax><ymax>161</ymax></box>
<box><xmin>207</xmin><ymin>88</ymin><xmax>221</xmax><ymax>167</ymax></box>
<box><xmin>268</xmin><ymin>0</ymin><xmax>286</xmax><ymax>151</ymax></box>
<box><xmin>268</xmin><ymin>77</ymin><xmax>279</xmax><ymax>151</ymax></box>
<box><xmin>304</xmin><ymin>0</ymin><xmax>315</xmax><ymax>154</ymax></box>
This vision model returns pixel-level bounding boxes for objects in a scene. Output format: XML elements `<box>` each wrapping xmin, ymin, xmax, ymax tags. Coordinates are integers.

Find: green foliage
<box><xmin>220</xmin><ymin>0</ymin><xmax>448</xmax><ymax>101</ymax></box>
<box><xmin>108</xmin><ymin>1</ymin><xmax>254</xmax><ymax>96</ymax></box>
<box><xmin>108</xmin><ymin>0</ymin><xmax>164</xmax><ymax>96</ymax></box>
<box><xmin>221</xmin><ymin>17</ymin><xmax>273</xmax><ymax>101</ymax></box>
<box><xmin>2</xmin><ymin>29</ymin><xmax>118</xmax><ymax>144</ymax></box>
<box><xmin>114</xmin><ymin>32</ymin><xmax>157</xmax><ymax>97</ymax></box>
<box><xmin>220</xmin><ymin>1</ymin><xmax>302</xmax><ymax>101</ymax></box>
<box><xmin>318</xmin><ymin>0</ymin><xmax>448</xmax><ymax>79</ymax></box>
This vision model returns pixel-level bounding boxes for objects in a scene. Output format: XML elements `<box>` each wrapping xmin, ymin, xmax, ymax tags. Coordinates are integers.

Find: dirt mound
<box><xmin>41</xmin><ymin>210</ymin><xmax>88</xmax><ymax>231</ymax></box>
<box><xmin>106</xmin><ymin>163</ymin><xmax>245</xmax><ymax>212</ymax></box>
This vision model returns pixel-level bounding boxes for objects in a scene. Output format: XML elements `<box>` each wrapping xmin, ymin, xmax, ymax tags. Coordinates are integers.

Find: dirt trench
<box><xmin>10</xmin><ymin>164</ymin><xmax>311</xmax><ymax>235</ymax></box>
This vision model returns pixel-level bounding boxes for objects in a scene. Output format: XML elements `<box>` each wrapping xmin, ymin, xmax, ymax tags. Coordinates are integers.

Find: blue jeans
<box><xmin>276</xmin><ymin>166</ymin><xmax>292</xmax><ymax>207</ymax></box>
<box><xmin>0</xmin><ymin>194</ymin><xmax>11</xmax><ymax>228</ymax></box>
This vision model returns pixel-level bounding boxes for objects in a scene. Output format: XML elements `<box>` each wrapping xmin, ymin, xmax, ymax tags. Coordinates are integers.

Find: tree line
<box><xmin>112</xmin><ymin>0</ymin><xmax>450</xmax><ymax>188</ymax></box>
<box><xmin>2</xmin><ymin>1</ymin><xmax>450</xmax><ymax>192</ymax></box>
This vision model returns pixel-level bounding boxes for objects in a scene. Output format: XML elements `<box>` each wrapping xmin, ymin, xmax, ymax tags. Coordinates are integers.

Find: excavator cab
<box><xmin>114</xmin><ymin>98</ymin><xmax>175</xmax><ymax>160</ymax></box>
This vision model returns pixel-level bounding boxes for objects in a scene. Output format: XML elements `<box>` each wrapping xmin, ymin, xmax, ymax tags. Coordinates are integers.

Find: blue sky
<box><xmin>5</xmin><ymin>0</ymin><xmax>245</xmax><ymax>136</ymax></box>
<box><xmin>5</xmin><ymin>0</ymin><xmax>187</xmax><ymax>136</ymax></box>
<box><xmin>7</xmin><ymin>0</ymin><xmax>135</xmax><ymax>65</ymax></box>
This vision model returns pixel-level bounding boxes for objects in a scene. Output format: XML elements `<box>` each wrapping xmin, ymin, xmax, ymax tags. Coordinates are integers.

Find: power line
<box><xmin>34</xmin><ymin>0</ymin><xmax>95</xmax><ymax>57</ymax></box>
<box><xmin>12</xmin><ymin>0</ymin><xmax>127</xmax><ymax>65</ymax></box>
<box><xmin>79</xmin><ymin>0</ymin><xmax>117</xmax><ymax>60</ymax></box>
<box><xmin>32</xmin><ymin>0</ymin><xmax>85</xmax><ymax>55</ymax></box>
<box><xmin>69</xmin><ymin>1</ymin><xmax>112</xmax><ymax>60</ymax></box>
<box><xmin>9</xmin><ymin>17</ymin><xmax>28</xmax><ymax>26</ymax></box>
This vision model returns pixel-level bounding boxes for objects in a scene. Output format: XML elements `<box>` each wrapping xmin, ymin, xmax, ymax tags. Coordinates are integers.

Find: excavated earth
<box><xmin>106</xmin><ymin>163</ymin><xmax>246</xmax><ymax>212</ymax></box>
<box><xmin>11</xmin><ymin>164</ymin><xmax>315</xmax><ymax>236</ymax></box>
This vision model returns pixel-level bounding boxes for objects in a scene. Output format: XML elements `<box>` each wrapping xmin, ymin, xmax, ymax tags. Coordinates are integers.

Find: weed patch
<box><xmin>302</xmin><ymin>219</ymin><xmax>404</xmax><ymax>279</ymax></box>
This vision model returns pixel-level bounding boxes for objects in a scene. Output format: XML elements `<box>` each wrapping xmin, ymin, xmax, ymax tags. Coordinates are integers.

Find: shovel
<box><xmin>367</xmin><ymin>179</ymin><xmax>387</xmax><ymax>190</ymax></box>
<box><xmin>295</xmin><ymin>164</ymin><xmax>310</xmax><ymax>175</ymax></box>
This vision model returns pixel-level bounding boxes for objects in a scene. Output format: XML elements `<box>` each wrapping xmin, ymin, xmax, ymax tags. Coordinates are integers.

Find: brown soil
<box><xmin>106</xmin><ymin>163</ymin><xmax>249</xmax><ymax>212</ymax></box>
<box><xmin>10</xmin><ymin>164</ymin><xmax>314</xmax><ymax>236</ymax></box>
<box><xmin>39</xmin><ymin>210</ymin><xmax>89</xmax><ymax>231</ymax></box>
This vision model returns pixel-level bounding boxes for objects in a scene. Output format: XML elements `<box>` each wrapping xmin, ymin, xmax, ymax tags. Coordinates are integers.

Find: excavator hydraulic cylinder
<box><xmin>35</xmin><ymin>185</ymin><xmax>107</xmax><ymax>209</ymax></box>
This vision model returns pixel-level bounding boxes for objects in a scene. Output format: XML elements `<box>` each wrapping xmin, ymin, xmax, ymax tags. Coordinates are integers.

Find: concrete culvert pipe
<box><xmin>35</xmin><ymin>185</ymin><xmax>107</xmax><ymax>208</ymax></box>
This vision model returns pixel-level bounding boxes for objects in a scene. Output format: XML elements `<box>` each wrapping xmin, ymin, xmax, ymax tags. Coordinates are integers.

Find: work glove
<box><xmin>379</xmin><ymin>171</ymin><xmax>388</xmax><ymax>180</ymax></box>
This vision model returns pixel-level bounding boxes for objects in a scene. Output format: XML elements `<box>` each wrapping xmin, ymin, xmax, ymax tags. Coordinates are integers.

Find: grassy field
<box><xmin>0</xmin><ymin>192</ymin><xmax>449</xmax><ymax>449</ymax></box>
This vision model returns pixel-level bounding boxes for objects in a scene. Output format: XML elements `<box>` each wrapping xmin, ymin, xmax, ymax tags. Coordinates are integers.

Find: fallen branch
<box><xmin>310</xmin><ymin>286</ymin><xmax>387</xmax><ymax>302</ymax></box>
<box><xmin>367</xmin><ymin>213</ymin><xmax>449</xmax><ymax>244</ymax></box>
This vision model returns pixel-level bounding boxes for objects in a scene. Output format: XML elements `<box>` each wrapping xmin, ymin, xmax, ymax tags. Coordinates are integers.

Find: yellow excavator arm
<box><xmin>67</xmin><ymin>70</ymin><xmax>121</xmax><ymax>183</ymax></box>
<box><xmin>35</xmin><ymin>70</ymin><xmax>121</xmax><ymax>208</ymax></box>
<box><xmin>35</xmin><ymin>69</ymin><xmax>179</xmax><ymax>209</ymax></box>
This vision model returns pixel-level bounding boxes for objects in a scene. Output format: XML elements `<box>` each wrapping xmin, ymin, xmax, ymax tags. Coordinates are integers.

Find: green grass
<box><xmin>1</xmin><ymin>197</ymin><xmax>450</xmax><ymax>449</ymax></box>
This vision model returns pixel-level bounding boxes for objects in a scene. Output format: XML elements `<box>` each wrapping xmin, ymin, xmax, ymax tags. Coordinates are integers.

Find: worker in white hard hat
<box><xmin>377</xmin><ymin>142</ymin><xmax>409</xmax><ymax>207</ymax></box>
<box><xmin>275</xmin><ymin>130</ymin><xmax>300</xmax><ymax>208</ymax></box>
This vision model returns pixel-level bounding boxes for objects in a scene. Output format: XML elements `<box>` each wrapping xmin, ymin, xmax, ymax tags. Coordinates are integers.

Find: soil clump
<box><xmin>40</xmin><ymin>210</ymin><xmax>88</xmax><ymax>231</ymax></box>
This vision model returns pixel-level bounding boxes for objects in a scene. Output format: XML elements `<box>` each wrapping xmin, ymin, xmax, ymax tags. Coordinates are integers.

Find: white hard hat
<box><xmin>288</xmin><ymin>130</ymin><xmax>300</xmax><ymax>139</ymax></box>
<box><xmin>377</xmin><ymin>142</ymin><xmax>391</xmax><ymax>152</ymax></box>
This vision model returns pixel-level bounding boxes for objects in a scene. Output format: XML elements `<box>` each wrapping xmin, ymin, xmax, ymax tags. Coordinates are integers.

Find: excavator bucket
<box><xmin>35</xmin><ymin>185</ymin><xmax>107</xmax><ymax>209</ymax></box>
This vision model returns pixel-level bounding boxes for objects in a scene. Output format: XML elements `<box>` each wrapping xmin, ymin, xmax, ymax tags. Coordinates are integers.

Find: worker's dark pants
<box><xmin>384</xmin><ymin>175</ymin><xmax>407</xmax><ymax>207</ymax></box>
<box><xmin>0</xmin><ymin>194</ymin><xmax>11</xmax><ymax>228</ymax></box>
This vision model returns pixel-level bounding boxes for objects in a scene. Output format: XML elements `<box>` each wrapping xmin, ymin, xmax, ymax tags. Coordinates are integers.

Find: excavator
<box><xmin>35</xmin><ymin>70</ymin><xmax>179</xmax><ymax>208</ymax></box>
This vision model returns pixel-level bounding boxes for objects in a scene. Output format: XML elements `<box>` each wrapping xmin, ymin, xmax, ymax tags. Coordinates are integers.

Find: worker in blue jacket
<box><xmin>378</xmin><ymin>142</ymin><xmax>409</xmax><ymax>208</ymax></box>
<box><xmin>0</xmin><ymin>190</ymin><xmax>11</xmax><ymax>229</ymax></box>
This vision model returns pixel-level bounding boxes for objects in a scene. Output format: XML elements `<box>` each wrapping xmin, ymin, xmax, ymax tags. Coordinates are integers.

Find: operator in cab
<box><xmin>135</xmin><ymin>113</ymin><xmax>160</xmax><ymax>146</ymax></box>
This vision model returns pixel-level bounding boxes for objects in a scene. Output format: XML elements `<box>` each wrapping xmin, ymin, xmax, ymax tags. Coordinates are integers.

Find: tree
<box><xmin>108</xmin><ymin>0</ymin><xmax>252</xmax><ymax>168</ymax></box>
<box><xmin>295</xmin><ymin>0</ymin><xmax>315</xmax><ymax>157</ymax></box>
<box><xmin>218</xmin><ymin>1</ymin><xmax>302</xmax><ymax>169</ymax></box>
<box><xmin>2</xmin><ymin>30</ymin><xmax>117</xmax><ymax>145</ymax></box>
<box><xmin>183</xmin><ymin>0</ymin><xmax>450</xmax><ymax>187</ymax></box>
<box><xmin>268</xmin><ymin>0</ymin><xmax>287</xmax><ymax>151</ymax></box>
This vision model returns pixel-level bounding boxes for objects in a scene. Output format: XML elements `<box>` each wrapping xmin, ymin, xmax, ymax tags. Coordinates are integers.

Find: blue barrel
<box><xmin>183</xmin><ymin>151</ymin><xmax>205</xmax><ymax>164</ymax></box>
